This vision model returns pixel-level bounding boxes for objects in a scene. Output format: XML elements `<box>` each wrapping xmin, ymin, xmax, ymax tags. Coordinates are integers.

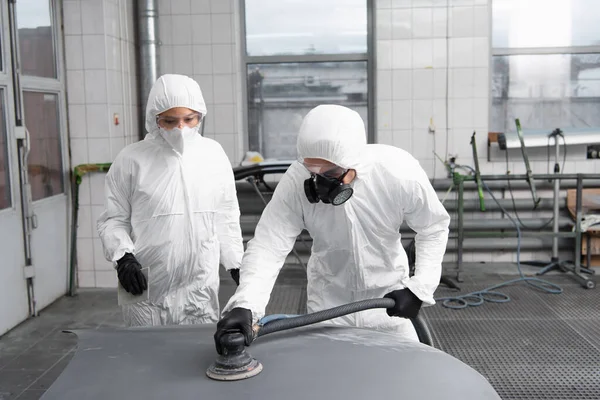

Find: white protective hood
<box><xmin>224</xmin><ymin>104</ymin><xmax>450</xmax><ymax>341</ymax></box>
<box><xmin>97</xmin><ymin>74</ymin><xmax>243</xmax><ymax>327</ymax></box>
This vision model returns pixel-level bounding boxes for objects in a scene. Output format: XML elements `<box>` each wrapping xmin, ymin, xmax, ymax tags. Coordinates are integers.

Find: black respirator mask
<box><xmin>304</xmin><ymin>170</ymin><xmax>354</xmax><ymax>206</ymax></box>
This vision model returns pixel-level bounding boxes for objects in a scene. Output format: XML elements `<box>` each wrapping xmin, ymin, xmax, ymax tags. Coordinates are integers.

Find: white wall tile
<box><xmin>84</xmin><ymin>70</ymin><xmax>108</xmax><ymax>104</ymax></box>
<box><xmin>413</xmin><ymin>100</ymin><xmax>433</xmax><ymax>129</ymax></box>
<box><xmin>171</xmin><ymin>46</ymin><xmax>194</xmax><ymax>76</ymax></box>
<box><xmin>67</xmin><ymin>70</ymin><xmax>86</xmax><ymax>105</ymax></box>
<box><xmin>78</xmin><ymin>271</ymin><xmax>96</xmax><ymax>288</ymax></box>
<box><xmin>211</xmin><ymin>14</ymin><xmax>233</xmax><ymax>44</ymax></box>
<box><xmin>450</xmin><ymin>98</ymin><xmax>474</xmax><ymax>129</ymax></box>
<box><xmin>82</xmin><ymin>35</ymin><xmax>106</xmax><ymax>70</ymax></box>
<box><xmin>213</xmin><ymin>105</ymin><xmax>235</xmax><ymax>133</ymax></box>
<box><xmin>392</xmin><ymin>69</ymin><xmax>412</xmax><ymax>99</ymax></box>
<box><xmin>377</xmin><ymin>40</ymin><xmax>393</xmax><ymax>70</ymax></box>
<box><xmin>450</xmin><ymin>68</ymin><xmax>474</xmax><ymax>98</ymax></box>
<box><xmin>472</xmin><ymin>37</ymin><xmax>489</xmax><ymax>67</ymax></box>
<box><xmin>392</xmin><ymin>130</ymin><xmax>412</xmax><ymax>151</ymax></box>
<box><xmin>412</xmin><ymin>131</ymin><xmax>434</xmax><ymax>159</ymax></box>
<box><xmin>449</xmin><ymin>38</ymin><xmax>473</xmax><ymax>68</ymax></box>
<box><xmin>392</xmin><ymin>40</ymin><xmax>412</xmax><ymax>69</ymax></box>
<box><xmin>190</xmin><ymin>0</ymin><xmax>210</xmax><ymax>14</ymax></box>
<box><xmin>412</xmin><ymin>39</ymin><xmax>433</xmax><ymax>68</ymax></box>
<box><xmin>412</xmin><ymin>69</ymin><xmax>434</xmax><ymax>99</ymax></box>
<box><xmin>377</xmin><ymin>101</ymin><xmax>393</xmax><ymax>131</ymax></box>
<box><xmin>77</xmin><ymin>174</ymin><xmax>92</xmax><ymax>206</ymax></box>
<box><xmin>88</xmin><ymin>172</ymin><xmax>106</xmax><ymax>206</ymax></box>
<box><xmin>377</xmin><ymin>70</ymin><xmax>393</xmax><ymax>100</ymax></box>
<box><xmin>63</xmin><ymin>1</ymin><xmax>82</xmax><ymax>35</ymax></box>
<box><xmin>191</xmin><ymin>15</ymin><xmax>212</xmax><ymax>44</ymax></box>
<box><xmin>64</xmin><ymin>35</ymin><xmax>84</xmax><ymax>70</ymax></box>
<box><xmin>376</xmin><ymin>9</ymin><xmax>392</xmax><ymax>40</ymax></box>
<box><xmin>111</xmin><ymin>137</ymin><xmax>126</xmax><ymax>159</ymax></box>
<box><xmin>214</xmin><ymin>133</ymin><xmax>237</xmax><ymax>161</ymax></box>
<box><xmin>391</xmin><ymin>9</ymin><xmax>412</xmax><ymax>39</ymax></box>
<box><xmin>159</xmin><ymin>15</ymin><xmax>172</xmax><ymax>45</ymax></box>
<box><xmin>210</xmin><ymin>0</ymin><xmax>232</xmax><ymax>13</ymax></box>
<box><xmin>392</xmin><ymin>100</ymin><xmax>412</xmax><ymax>130</ymax></box>
<box><xmin>170</xmin><ymin>0</ymin><xmax>191</xmax><ymax>15</ymax></box>
<box><xmin>95</xmin><ymin>271</ymin><xmax>117</xmax><ymax>288</ymax></box>
<box><xmin>106</xmin><ymin>36</ymin><xmax>122</xmax><ymax>71</ymax></box>
<box><xmin>378</xmin><ymin>0</ymin><xmax>392</xmax><ymax>8</ymax></box>
<box><xmin>70</xmin><ymin>138</ymin><xmax>89</xmax><ymax>166</ymax></box>
<box><xmin>212</xmin><ymin>44</ymin><xmax>233</xmax><ymax>74</ymax></box>
<box><xmin>432</xmin><ymin>38</ymin><xmax>447</xmax><ymax>68</ymax></box>
<box><xmin>194</xmin><ymin>74</ymin><xmax>214</xmax><ymax>105</ymax></box>
<box><xmin>193</xmin><ymin>45</ymin><xmax>213</xmax><ymax>74</ymax></box>
<box><xmin>377</xmin><ymin>130</ymin><xmax>394</xmax><ymax>145</ymax></box>
<box><xmin>473</xmin><ymin>5</ymin><xmax>489</xmax><ymax>37</ymax></box>
<box><xmin>108</xmin><ymin>70</ymin><xmax>124</xmax><ymax>105</ymax></box>
<box><xmin>172</xmin><ymin>16</ymin><xmax>193</xmax><ymax>45</ymax></box>
<box><xmin>432</xmin><ymin>8</ymin><xmax>448</xmax><ymax>37</ymax></box>
<box><xmin>88</xmin><ymin>138</ymin><xmax>112</xmax><ymax>164</ymax></box>
<box><xmin>433</xmin><ymin>99</ymin><xmax>448</xmax><ymax>129</ymax></box>
<box><xmin>158</xmin><ymin>0</ymin><xmax>171</xmax><ymax>15</ymax></box>
<box><xmin>412</xmin><ymin>8</ymin><xmax>433</xmax><ymax>38</ymax></box>
<box><xmin>92</xmin><ymin>238</ymin><xmax>110</xmax><ymax>268</ymax></box>
<box><xmin>81</xmin><ymin>1</ymin><xmax>105</xmax><ymax>35</ymax></box>
<box><xmin>472</xmin><ymin>67</ymin><xmax>489</xmax><ymax>98</ymax></box>
<box><xmin>86</xmin><ymin>105</ymin><xmax>109</xmax><ymax>138</ymax></box>
<box><xmin>76</xmin><ymin>238</ymin><xmax>95</xmax><ymax>270</ymax></box>
<box><xmin>160</xmin><ymin>45</ymin><xmax>173</xmax><ymax>73</ymax></box>
<box><xmin>433</xmin><ymin>68</ymin><xmax>447</xmax><ymax>98</ymax></box>
<box><xmin>76</xmin><ymin>204</ymin><xmax>92</xmax><ymax>238</ymax></box>
<box><xmin>451</xmin><ymin>6</ymin><xmax>474</xmax><ymax>37</ymax></box>
<box><xmin>213</xmin><ymin>75</ymin><xmax>234</xmax><ymax>104</ymax></box>
<box><xmin>104</xmin><ymin>1</ymin><xmax>119</xmax><ymax>38</ymax></box>
<box><xmin>68</xmin><ymin>105</ymin><xmax>87</xmax><ymax>138</ymax></box>
<box><xmin>392</xmin><ymin>0</ymin><xmax>411</xmax><ymax>8</ymax></box>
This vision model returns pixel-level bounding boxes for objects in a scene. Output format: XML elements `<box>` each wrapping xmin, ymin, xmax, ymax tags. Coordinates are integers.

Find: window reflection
<box><xmin>17</xmin><ymin>0</ymin><xmax>56</xmax><ymax>78</ymax></box>
<box><xmin>491</xmin><ymin>54</ymin><xmax>600</xmax><ymax>132</ymax></box>
<box><xmin>247</xmin><ymin>62</ymin><xmax>368</xmax><ymax>158</ymax></box>
<box><xmin>245</xmin><ymin>0</ymin><xmax>367</xmax><ymax>56</ymax></box>
<box><xmin>23</xmin><ymin>92</ymin><xmax>63</xmax><ymax>200</ymax></box>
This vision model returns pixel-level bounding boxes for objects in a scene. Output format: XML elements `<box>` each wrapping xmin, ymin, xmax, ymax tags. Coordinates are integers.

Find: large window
<box><xmin>243</xmin><ymin>0</ymin><xmax>372</xmax><ymax>159</ymax></box>
<box><xmin>491</xmin><ymin>0</ymin><xmax>600</xmax><ymax>133</ymax></box>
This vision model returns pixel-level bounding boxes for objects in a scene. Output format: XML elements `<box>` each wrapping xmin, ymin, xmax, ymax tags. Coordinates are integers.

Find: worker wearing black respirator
<box><xmin>215</xmin><ymin>105</ymin><xmax>450</xmax><ymax>354</ymax></box>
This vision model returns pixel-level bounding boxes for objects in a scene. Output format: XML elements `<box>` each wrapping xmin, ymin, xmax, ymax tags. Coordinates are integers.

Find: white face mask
<box><xmin>159</xmin><ymin>126</ymin><xmax>198</xmax><ymax>154</ymax></box>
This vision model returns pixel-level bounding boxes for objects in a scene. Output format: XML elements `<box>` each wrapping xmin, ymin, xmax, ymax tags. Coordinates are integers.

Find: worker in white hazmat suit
<box><xmin>97</xmin><ymin>74</ymin><xmax>244</xmax><ymax>327</ymax></box>
<box><xmin>214</xmin><ymin>104</ymin><xmax>450</xmax><ymax>353</ymax></box>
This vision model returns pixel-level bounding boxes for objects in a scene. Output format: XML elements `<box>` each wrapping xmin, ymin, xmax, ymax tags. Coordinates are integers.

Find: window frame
<box><xmin>239</xmin><ymin>0</ymin><xmax>375</xmax><ymax>158</ymax></box>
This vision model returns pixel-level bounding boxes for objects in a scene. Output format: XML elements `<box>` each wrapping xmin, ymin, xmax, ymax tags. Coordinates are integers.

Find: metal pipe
<box><xmin>551</xmin><ymin>136</ymin><xmax>561</xmax><ymax>259</ymax></box>
<box><xmin>136</xmin><ymin>0</ymin><xmax>160</xmax><ymax>140</ymax></box>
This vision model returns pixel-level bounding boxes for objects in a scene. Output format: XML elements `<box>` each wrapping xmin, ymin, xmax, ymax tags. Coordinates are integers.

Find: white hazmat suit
<box><xmin>97</xmin><ymin>74</ymin><xmax>244</xmax><ymax>326</ymax></box>
<box><xmin>224</xmin><ymin>105</ymin><xmax>450</xmax><ymax>340</ymax></box>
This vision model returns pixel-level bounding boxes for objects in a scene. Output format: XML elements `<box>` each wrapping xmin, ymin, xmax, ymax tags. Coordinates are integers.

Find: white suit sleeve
<box><xmin>215</xmin><ymin>156</ymin><xmax>244</xmax><ymax>271</ymax></box>
<box><xmin>96</xmin><ymin>154</ymin><xmax>135</xmax><ymax>264</ymax></box>
<box><xmin>222</xmin><ymin>171</ymin><xmax>305</xmax><ymax>321</ymax></box>
<box><xmin>400</xmin><ymin>173</ymin><xmax>450</xmax><ymax>306</ymax></box>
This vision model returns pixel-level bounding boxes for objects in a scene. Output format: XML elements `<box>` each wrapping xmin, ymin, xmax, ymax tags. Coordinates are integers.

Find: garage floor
<box><xmin>0</xmin><ymin>263</ymin><xmax>598</xmax><ymax>400</ymax></box>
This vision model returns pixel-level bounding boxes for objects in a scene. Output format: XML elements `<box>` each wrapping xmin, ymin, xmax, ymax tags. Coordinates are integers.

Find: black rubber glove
<box><xmin>229</xmin><ymin>268</ymin><xmax>240</xmax><ymax>286</ymax></box>
<box><xmin>383</xmin><ymin>288</ymin><xmax>423</xmax><ymax>319</ymax></box>
<box><xmin>116</xmin><ymin>253</ymin><xmax>148</xmax><ymax>296</ymax></box>
<box><xmin>214</xmin><ymin>307</ymin><xmax>253</xmax><ymax>355</ymax></box>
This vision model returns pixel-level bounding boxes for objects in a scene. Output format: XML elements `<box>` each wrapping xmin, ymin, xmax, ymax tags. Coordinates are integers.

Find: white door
<box><xmin>16</xmin><ymin>0</ymin><xmax>70</xmax><ymax>311</ymax></box>
<box><xmin>0</xmin><ymin>1</ymin><xmax>29</xmax><ymax>335</ymax></box>
<box><xmin>0</xmin><ymin>0</ymin><xmax>70</xmax><ymax>335</ymax></box>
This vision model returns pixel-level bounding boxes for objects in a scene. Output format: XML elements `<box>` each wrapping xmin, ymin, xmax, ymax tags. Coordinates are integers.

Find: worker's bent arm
<box><xmin>401</xmin><ymin>171</ymin><xmax>450</xmax><ymax>306</ymax></box>
<box><xmin>97</xmin><ymin>153</ymin><xmax>135</xmax><ymax>265</ymax></box>
<box><xmin>215</xmin><ymin>147</ymin><xmax>244</xmax><ymax>271</ymax></box>
<box><xmin>222</xmin><ymin>170</ymin><xmax>305</xmax><ymax>322</ymax></box>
